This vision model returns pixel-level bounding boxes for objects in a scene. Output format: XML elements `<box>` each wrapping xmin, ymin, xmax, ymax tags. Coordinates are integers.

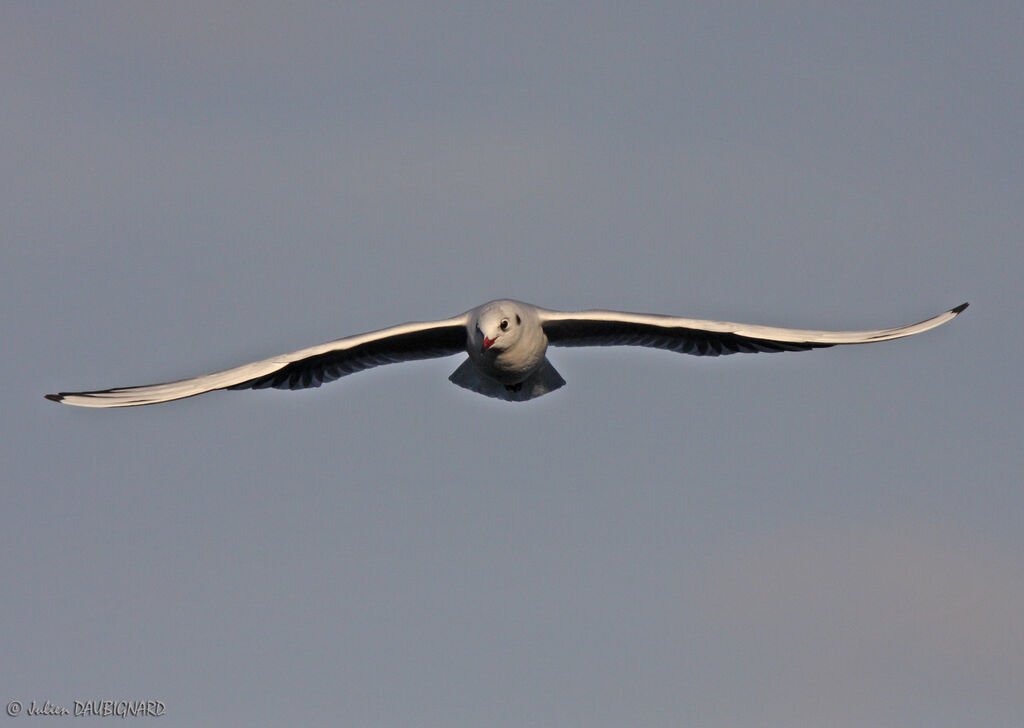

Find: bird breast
<box><xmin>471</xmin><ymin>325</ymin><xmax>548</xmax><ymax>384</ymax></box>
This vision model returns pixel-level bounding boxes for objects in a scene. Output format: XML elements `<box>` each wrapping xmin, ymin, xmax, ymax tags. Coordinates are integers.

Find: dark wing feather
<box><xmin>541</xmin><ymin>318</ymin><xmax>825</xmax><ymax>356</ymax></box>
<box><xmin>229</xmin><ymin>325</ymin><xmax>467</xmax><ymax>390</ymax></box>
<box><xmin>540</xmin><ymin>304</ymin><xmax>968</xmax><ymax>357</ymax></box>
<box><xmin>46</xmin><ymin>317</ymin><xmax>468</xmax><ymax>407</ymax></box>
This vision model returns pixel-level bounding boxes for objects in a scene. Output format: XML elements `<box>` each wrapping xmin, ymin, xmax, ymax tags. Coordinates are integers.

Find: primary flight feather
<box><xmin>45</xmin><ymin>300</ymin><xmax>968</xmax><ymax>407</ymax></box>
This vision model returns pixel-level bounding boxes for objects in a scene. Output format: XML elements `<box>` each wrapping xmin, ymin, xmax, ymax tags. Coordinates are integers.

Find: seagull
<box><xmin>45</xmin><ymin>300</ymin><xmax>968</xmax><ymax>407</ymax></box>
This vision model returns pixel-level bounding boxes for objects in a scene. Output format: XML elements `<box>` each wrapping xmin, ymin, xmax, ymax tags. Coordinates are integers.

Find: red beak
<box><xmin>481</xmin><ymin>336</ymin><xmax>496</xmax><ymax>353</ymax></box>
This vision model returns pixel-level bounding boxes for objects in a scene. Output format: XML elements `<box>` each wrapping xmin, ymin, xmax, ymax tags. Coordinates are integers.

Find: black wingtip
<box><xmin>952</xmin><ymin>302</ymin><xmax>969</xmax><ymax>315</ymax></box>
<box><xmin>44</xmin><ymin>393</ymin><xmax>64</xmax><ymax>403</ymax></box>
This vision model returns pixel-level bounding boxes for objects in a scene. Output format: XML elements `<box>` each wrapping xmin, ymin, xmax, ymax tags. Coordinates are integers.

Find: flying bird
<box><xmin>45</xmin><ymin>300</ymin><xmax>968</xmax><ymax>407</ymax></box>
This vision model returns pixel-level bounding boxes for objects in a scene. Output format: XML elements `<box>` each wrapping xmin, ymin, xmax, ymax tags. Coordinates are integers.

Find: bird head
<box><xmin>475</xmin><ymin>301</ymin><xmax>526</xmax><ymax>354</ymax></box>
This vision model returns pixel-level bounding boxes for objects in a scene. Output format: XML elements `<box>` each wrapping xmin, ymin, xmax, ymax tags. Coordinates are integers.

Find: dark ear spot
<box><xmin>516</xmin><ymin>314</ymin><xmax>521</xmax><ymax>325</ymax></box>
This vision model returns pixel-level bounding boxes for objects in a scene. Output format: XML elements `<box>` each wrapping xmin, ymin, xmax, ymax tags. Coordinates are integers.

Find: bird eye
<box><xmin>500</xmin><ymin>319</ymin><xmax>509</xmax><ymax>331</ymax></box>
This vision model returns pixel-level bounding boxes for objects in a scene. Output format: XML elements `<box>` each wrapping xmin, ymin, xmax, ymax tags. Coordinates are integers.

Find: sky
<box><xmin>2</xmin><ymin>3</ymin><xmax>1022</xmax><ymax>726</ymax></box>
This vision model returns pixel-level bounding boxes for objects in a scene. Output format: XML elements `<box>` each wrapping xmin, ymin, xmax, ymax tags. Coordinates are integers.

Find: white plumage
<box><xmin>46</xmin><ymin>300</ymin><xmax>968</xmax><ymax>407</ymax></box>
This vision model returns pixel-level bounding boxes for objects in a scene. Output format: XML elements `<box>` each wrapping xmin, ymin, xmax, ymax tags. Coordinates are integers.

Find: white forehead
<box><xmin>478</xmin><ymin>299</ymin><xmax>522</xmax><ymax>318</ymax></box>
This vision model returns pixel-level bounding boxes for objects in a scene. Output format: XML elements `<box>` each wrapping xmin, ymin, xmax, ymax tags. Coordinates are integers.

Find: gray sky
<box><xmin>3</xmin><ymin>3</ymin><xmax>1022</xmax><ymax>726</ymax></box>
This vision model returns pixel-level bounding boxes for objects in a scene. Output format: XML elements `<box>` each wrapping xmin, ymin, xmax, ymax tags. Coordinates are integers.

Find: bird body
<box><xmin>467</xmin><ymin>300</ymin><xmax>549</xmax><ymax>384</ymax></box>
<box><xmin>45</xmin><ymin>299</ymin><xmax>968</xmax><ymax>408</ymax></box>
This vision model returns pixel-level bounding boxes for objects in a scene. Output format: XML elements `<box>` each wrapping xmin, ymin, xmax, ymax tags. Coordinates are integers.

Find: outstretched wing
<box><xmin>539</xmin><ymin>303</ymin><xmax>967</xmax><ymax>357</ymax></box>
<box><xmin>46</xmin><ymin>316</ymin><xmax>469</xmax><ymax>408</ymax></box>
